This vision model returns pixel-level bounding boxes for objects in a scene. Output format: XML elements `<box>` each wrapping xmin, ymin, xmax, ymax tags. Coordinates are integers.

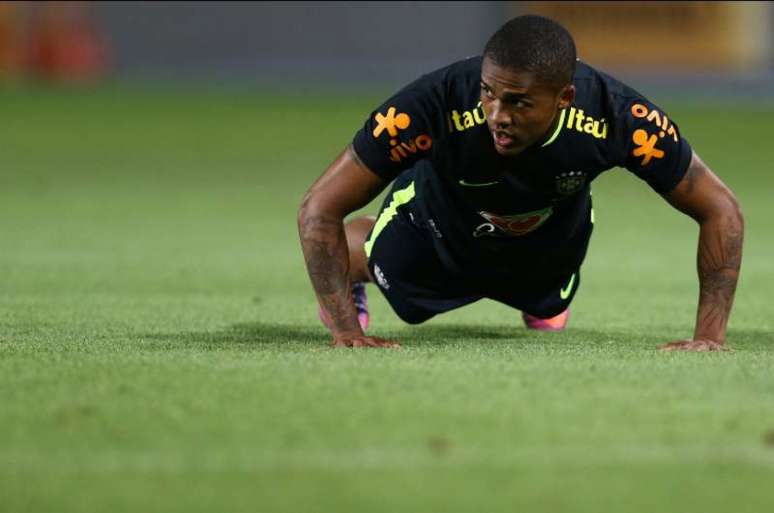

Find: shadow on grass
<box><xmin>140</xmin><ymin>321</ymin><xmax>657</xmax><ymax>349</ymax></box>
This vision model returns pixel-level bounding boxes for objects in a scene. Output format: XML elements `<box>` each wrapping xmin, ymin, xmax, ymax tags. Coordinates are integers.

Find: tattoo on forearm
<box><xmin>695</xmin><ymin>213</ymin><xmax>743</xmax><ymax>341</ymax></box>
<box><xmin>299</xmin><ymin>213</ymin><xmax>360</xmax><ymax>334</ymax></box>
<box><xmin>300</xmin><ymin>216</ymin><xmax>343</xmax><ymax>294</ymax></box>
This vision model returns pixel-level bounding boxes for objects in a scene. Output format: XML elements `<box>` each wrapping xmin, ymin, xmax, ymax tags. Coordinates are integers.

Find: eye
<box><xmin>505</xmin><ymin>98</ymin><xmax>529</xmax><ymax>109</ymax></box>
<box><xmin>480</xmin><ymin>83</ymin><xmax>494</xmax><ymax>99</ymax></box>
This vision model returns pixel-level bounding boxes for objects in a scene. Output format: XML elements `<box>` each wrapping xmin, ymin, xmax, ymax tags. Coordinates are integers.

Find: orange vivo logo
<box><xmin>373</xmin><ymin>106</ymin><xmax>411</xmax><ymax>138</ymax></box>
<box><xmin>372</xmin><ymin>106</ymin><xmax>432</xmax><ymax>163</ymax></box>
<box><xmin>632</xmin><ymin>129</ymin><xmax>665</xmax><ymax>166</ymax></box>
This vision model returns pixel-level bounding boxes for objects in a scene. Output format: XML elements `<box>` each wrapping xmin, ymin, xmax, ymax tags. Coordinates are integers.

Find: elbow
<box><xmin>297</xmin><ymin>193</ymin><xmax>321</xmax><ymax>236</ymax></box>
<box><xmin>697</xmin><ymin>187</ymin><xmax>744</xmax><ymax>229</ymax></box>
<box><xmin>702</xmin><ymin>190</ymin><xmax>744</xmax><ymax>240</ymax></box>
<box><xmin>724</xmin><ymin>190</ymin><xmax>744</xmax><ymax>231</ymax></box>
<box><xmin>298</xmin><ymin>189</ymin><xmax>325</xmax><ymax>226</ymax></box>
<box><xmin>734</xmin><ymin>205</ymin><xmax>744</xmax><ymax>235</ymax></box>
<box><xmin>297</xmin><ymin>192</ymin><xmax>342</xmax><ymax>237</ymax></box>
<box><xmin>298</xmin><ymin>191</ymin><xmax>314</xmax><ymax>230</ymax></box>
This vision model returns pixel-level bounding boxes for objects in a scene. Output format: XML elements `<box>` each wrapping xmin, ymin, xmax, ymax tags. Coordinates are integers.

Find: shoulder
<box><xmin>440</xmin><ymin>55</ymin><xmax>483</xmax><ymax>86</ymax></box>
<box><xmin>369</xmin><ymin>56</ymin><xmax>482</xmax><ymax>135</ymax></box>
<box><xmin>570</xmin><ymin>62</ymin><xmax>683</xmax><ymax>159</ymax></box>
<box><xmin>351</xmin><ymin>58</ymin><xmax>482</xmax><ymax>178</ymax></box>
<box><xmin>571</xmin><ymin>62</ymin><xmax>692</xmax><ymax>193</ymax></box>
<box><xmin>574</xmin><ymin>61</ymin><xmax>644</xmax><ymax>98</ymax></box>
<box><xmin>572</xmin><ymin>61</ymin><xmax>645</xmax><ymax>124</ymax></box>
<box><xmin>573</xmin><ymin>61</ymin><xmax>680</xmax><ymax>133</ymax></box>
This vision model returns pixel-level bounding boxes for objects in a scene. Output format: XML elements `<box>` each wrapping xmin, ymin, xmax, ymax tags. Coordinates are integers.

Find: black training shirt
<box><xmin>352</xmin><ymin>56</ymin><xmax>692</xmax><ymax>274</ymax></box>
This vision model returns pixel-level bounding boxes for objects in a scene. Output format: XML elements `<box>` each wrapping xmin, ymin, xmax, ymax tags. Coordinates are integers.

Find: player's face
<box><xmin>480</xmin><ymin>57</ymin><xmax>574</xmax><ymax>156</ymax></box>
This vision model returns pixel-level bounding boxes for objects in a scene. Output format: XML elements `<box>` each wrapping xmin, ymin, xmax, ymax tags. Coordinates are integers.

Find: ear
<box><xmin>557</xmin><ymin>85</ymin><xmax>575</xmax><ymax>109</ymax></box>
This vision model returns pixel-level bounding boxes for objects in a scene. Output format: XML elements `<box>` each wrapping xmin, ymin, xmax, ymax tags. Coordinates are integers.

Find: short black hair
<box><xmin>483</xmin><ymin>15</ymin><xmax>576</xmax><ymax>89</ymax></box>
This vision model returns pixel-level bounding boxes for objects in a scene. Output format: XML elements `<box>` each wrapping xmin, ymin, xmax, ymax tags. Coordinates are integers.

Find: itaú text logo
<box><xmin>447</xmin><ymin>101</ymin><xmax>487</xmax><ymax>133</ymax></box>
<box><xmin>372</xmin><ymin>106</ymin><xmax>433</xmax><ymax>163</ymax></box>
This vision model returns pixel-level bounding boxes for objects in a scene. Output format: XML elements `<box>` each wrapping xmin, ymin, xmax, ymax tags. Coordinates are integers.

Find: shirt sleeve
<box><xmin>617</xmin><ymin>97</ymin><xmax>693</xmax><ymax>194</ymax></box>
<box><xmin>352</xmin><ymin>76</ymin><xmax>443</xmax><ymax>181</ymax></box>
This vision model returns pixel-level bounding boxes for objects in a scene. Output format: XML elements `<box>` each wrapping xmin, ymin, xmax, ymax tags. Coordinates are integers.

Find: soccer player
<box><xmin>298</xmin><ymin>15</ymin><xmax>743</xmax><ymax>351</ymax></box>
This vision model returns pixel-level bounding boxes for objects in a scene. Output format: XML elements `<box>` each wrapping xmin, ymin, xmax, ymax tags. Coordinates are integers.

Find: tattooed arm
<box><xmin>298</xmin><ymin>145</ymin><xmax>397</xmax><ymax>348</ymax></box>
<box><xmin>659</xmin><ymin>151</ymin><xmax>744</xmax><ymax>351</ymax></box>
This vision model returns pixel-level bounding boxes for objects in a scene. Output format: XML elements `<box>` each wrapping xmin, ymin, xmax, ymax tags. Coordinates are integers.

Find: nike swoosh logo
<box><xmin>459</xmin><ymin>179</ymin><xmax>498</xmax><ymax>187</ymax></box>
<box><xmin>560</xmin><ymin>273</ymin><xmax>576</xmax><ymax>300</ymax></box>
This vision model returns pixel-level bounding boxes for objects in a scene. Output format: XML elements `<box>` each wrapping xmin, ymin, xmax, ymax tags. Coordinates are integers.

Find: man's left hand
<box><xmin>658</xmin><ymin>339</ymin><xmax>730</xmax><ymax>352</ymax></box>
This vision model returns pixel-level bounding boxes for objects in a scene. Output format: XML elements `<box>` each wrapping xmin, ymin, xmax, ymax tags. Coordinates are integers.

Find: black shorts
<box><xmin>364</xmin><ymin>176</ymin><xmax>587</xmax><ymax>324</ymax></box>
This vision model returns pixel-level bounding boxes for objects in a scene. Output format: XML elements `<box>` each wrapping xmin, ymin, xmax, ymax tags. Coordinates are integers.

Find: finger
<box><xmin>659</xmin><ymin>342</ymin><xmax>701</xmax><ymax>352</ymax></box>
<box><xmin>659</xmin><ymin>345</ymin><xmax>680</xmax><ymax>352</ymax></box>
<box><xmin>363</xmin><ymin>338</ymin><xmax>380</xmax><ymax>348</ymax></box>
<box><xmin>660</xmin><ymin>341</ymin><xmax>730</xmax><ymax>352</ymax></box>
<box><xmin>332</xmin><ymin>337</ymin><xmax>401</xmax><ymax>349</ymax></box>
<box><xmin>372</xmin><ymin>338</ymin><xmax>400</xmax><ymax>348</ymax></box>
<box><xmin>658</xmin><ymin>341</ymin><xmax>685</xmax><ymax>351</ymax></box>
<box><xmin>690</xmin><ymin>341</ymin><xmax>718</xmax><ymax>352</ymax></box>
<box><xmin>674</xmin><ymin>342</ymin><xmax>706</xmax><ymax>352</ymax></box>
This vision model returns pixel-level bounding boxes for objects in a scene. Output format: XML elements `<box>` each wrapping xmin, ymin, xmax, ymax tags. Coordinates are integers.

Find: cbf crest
<box><xmin>555</xmin><ymin>171</ymin><xmax>586</xmax><ymax>196</ymax></box>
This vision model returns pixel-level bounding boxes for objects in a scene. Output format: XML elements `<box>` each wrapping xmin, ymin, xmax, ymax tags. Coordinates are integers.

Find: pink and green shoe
<box><xmin>318</xmin><ymin>282</ymin><xmax>369</xmax><ymax>332</ymax></box>
<box><xmin>522</xmin><ymin>308</ymin><xmax>569</xmax><ymax>332</ymax></box>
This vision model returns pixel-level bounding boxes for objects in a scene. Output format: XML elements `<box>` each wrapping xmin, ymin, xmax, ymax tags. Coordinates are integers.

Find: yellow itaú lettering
<box><xmin>473</xmin><ymin>101</ymin><xmax>486</xmax><ymax>124</ymax></box>
<box><xmin>462</xmin><ymin>111</ymin><xmax>475</xmax><ymax>128</ymax></box>
<box><xmin>582</xmin><ymin>117</ymin><xmax>595</xmax><ymax>134</ymax></box>
<box><xmin>451</xmin><ymin>110</ymin><xmax>464</xmax><ymax>132</ymax></box>
<box><xmin>574</xmin><ymin>109</ymin><xmax>586</xmax><ymax>132</ymax></box>
<box><xmin>364</xmin><ymin>182</ymin><xmax>416</xmax><ymax>257</ymax></box>
<box><xmin>566</xmin><ymin>106</ymin><xmax>608</xmax><ymax>139</ymax></box>
<box><xmin>447</xmin><ymin>103</ymin><xmax>487</xmax><ymax>133</ymax></box>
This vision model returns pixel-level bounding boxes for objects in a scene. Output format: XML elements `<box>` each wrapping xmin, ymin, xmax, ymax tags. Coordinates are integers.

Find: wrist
<box><xmin>693</xmin><ymin>332</ymin><xmax>725</xmax><ymax>344</ymax></box>
<box><xmin>332</xmin><ymin>328</ymin><xmax>364</xmax><ymax>339</ymax></box>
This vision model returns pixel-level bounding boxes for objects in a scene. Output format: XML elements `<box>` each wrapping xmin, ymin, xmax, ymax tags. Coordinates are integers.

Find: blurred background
<box><xmin>1</xmin><ymin>1</ymin><xmax>773</xmax><ymax>92</ymax></box>
<box><xmin>1</xmin><ymin>1</ymin><xmax>771</xmax><ymax>311</ymax></box>
<box><xmin>1</xmin><ymin>0</ymin><xmax>772</xmax><ymax>323</ymax></box>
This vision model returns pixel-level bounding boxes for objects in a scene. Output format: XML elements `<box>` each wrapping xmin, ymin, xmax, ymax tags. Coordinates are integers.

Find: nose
<box><xmin>488</xmin><ymin>100</ymin><xmax>511</xmax><ymax>128</ymax></box>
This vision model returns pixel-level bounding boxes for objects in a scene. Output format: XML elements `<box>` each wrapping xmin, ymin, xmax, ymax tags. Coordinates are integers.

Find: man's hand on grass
<box><xmin>658</xmin><ymin>339</ymin><xmax>730</xmax><ymax>352</ymax></box>
<box><xmin>331</xmin><ymin>334</ymin><xmax>400</xmax><ymax>349</ymax></box>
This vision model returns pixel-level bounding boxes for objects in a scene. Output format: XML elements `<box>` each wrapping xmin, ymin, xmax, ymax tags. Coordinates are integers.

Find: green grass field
<box><xmin>2</xmin><ymin>85</ymin><xmax>773</xmax><ymax>513</ymax></box>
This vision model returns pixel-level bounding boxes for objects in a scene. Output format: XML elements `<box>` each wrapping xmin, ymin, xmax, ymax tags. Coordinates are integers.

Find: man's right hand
<box><xmin>331</xmin><ymin>334</ymin><xmax>400</xmax><ymax>349</ymax></box>
<box><xmin>298</xmin><ymin>145</ymin><xmax>391</xmax><ymax>347</ymax></box>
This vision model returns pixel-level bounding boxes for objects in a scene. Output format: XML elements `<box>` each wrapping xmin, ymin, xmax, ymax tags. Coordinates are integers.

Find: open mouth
<box><xmin>493</xmin><ymin>131</ymin><xmax>516</xmax><ymax>148</ymax></box>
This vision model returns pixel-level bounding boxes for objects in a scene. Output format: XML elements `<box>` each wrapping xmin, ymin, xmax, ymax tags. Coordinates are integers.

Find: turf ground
<box><xmin>1</xmin><ymin>85</ymin><xmax>773</xmax><ymax>513</ymax></box>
